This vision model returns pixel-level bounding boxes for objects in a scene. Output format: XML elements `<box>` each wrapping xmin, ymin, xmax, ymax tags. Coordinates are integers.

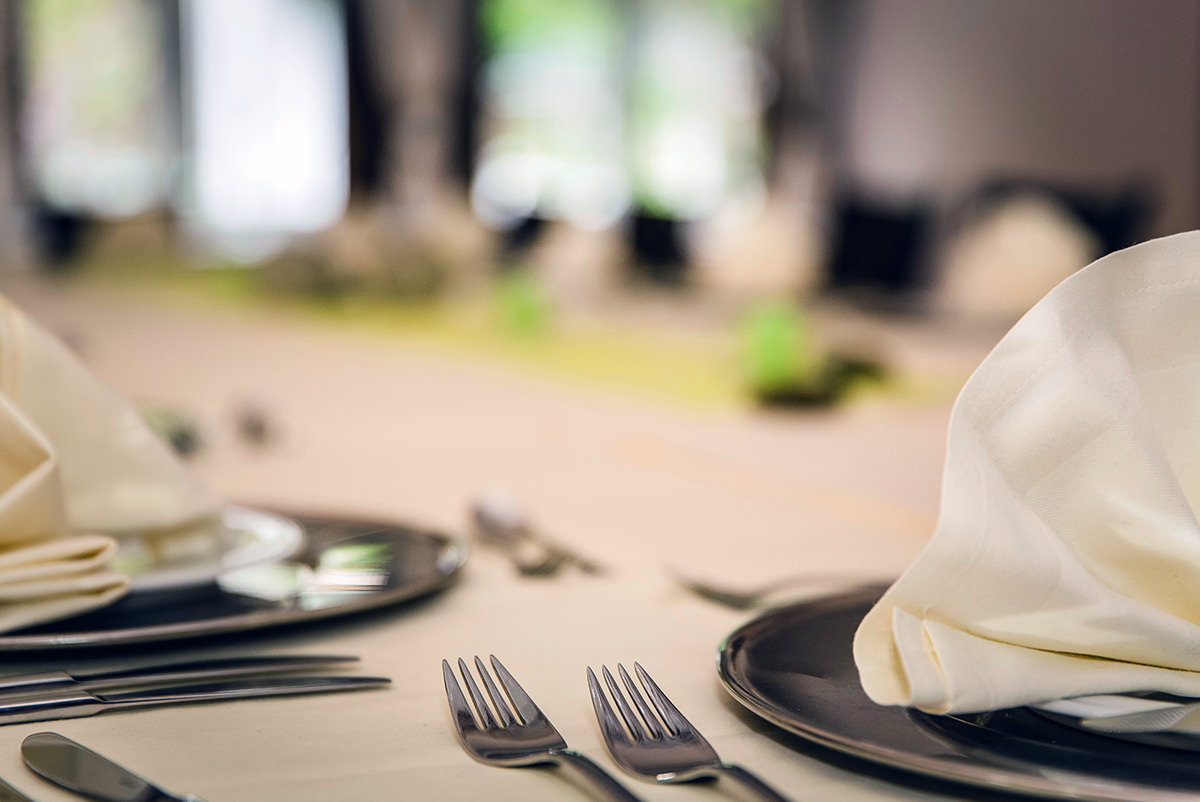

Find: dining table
<box><xmin>0</xmin><ymin>274</ymin><xmax>1002</xmax><ymax>801</ymax></box>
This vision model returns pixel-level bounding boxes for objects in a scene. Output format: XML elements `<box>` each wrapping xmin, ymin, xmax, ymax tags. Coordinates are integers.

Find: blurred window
<box><xmin>629</xmin><ymin>0</ymin><xmax>769</xmax><ymax>222</ymax></box>
<box><xmin>471</xmin><ymin>0</ymin><xmax>770</xmax><ymax>235</ymax></box>
<box><xmin>178</xmin><ymin>0</ymin><xmax>349</xmax><ymax>262</ymax></box>
<box><xmin>472</xmin><ymin>0</ymin><xmax>629</xmax><ymax>231</ymax></box>
<box><xmin>22</xmin><ymin>0</ymin><xmax>174</xmax><ymax>218</ymax></box>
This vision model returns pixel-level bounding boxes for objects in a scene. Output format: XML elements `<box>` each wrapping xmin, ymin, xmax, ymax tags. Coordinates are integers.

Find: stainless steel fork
<box><xmin>588</xmin><ymin>662</ymin><xmax>792</xmax><ymax>801</ymax></box>
<box><xmin>443</xmin><ymin>655</ymin><xmax>642</xmax><ymax>801</ymax></box>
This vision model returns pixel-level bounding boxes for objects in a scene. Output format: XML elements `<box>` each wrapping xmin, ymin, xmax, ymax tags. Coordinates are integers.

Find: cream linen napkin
<box><xmin>0</xmin><ymin>293</ymin><xmax>221</xmax><ymax>631</ymax></box>
<box><xmin>853</xmin><ymin>230</ymin><xmax>1200</xmax><ymax>716</ymax></box>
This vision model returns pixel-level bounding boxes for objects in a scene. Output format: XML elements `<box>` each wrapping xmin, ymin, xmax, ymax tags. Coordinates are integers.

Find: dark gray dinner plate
<box><xmin>0</xmin><ymin>510</ymin><xmax>466</xmax><ymax>650</ymax></box>
<box><xmin>718</xmin><ymin>585</ymin><xmax>1200</xmax><ymax>801</ymax></box>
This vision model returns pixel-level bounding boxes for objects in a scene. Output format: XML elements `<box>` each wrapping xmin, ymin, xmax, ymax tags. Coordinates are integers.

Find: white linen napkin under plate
<box><xmin>0</xmin><ymin>293</ymin><xmax>222</xmax><ymax>632</ymax></box>
<box><xmin>853</xmin><ymin>230</ymin><xmax>1200</xmax><ymax>725</ymax></box>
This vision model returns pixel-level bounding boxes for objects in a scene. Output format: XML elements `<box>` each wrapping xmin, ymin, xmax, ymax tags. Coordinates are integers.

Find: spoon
<box><xmin>669</xmin><ymin>565</ymin><xmax>886</xmax><ymax>609</ymax></box>
<box><xmin>470</xmin><ymin>491</ymin><xmax>605</xmax><ymax>577</ymax></box>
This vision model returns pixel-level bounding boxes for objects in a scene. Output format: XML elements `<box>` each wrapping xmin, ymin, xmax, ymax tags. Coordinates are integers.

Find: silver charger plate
<box><xmin>0</xmin><ymin>510</ymin><xmax>467</xmax><ymax>650</ymax></box>
<box><xmin>718</xmin><ymin>585</ymin><xmax>1200</xmax><ymax>802</ymax></box>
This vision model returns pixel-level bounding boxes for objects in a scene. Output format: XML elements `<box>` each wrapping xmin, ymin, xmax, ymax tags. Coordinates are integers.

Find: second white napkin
<box><xmin>0</xmin><ymin>293</ymin><xmax>222</xmax><ymax>632</ymax></box>
<box><xmin>854</xmin><ymin>231</ymin><xmax>1200</xmax><ymax>714</ymax></box>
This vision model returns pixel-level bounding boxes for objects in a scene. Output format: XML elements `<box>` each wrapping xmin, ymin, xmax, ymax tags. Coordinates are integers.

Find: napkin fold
<box><xmin>0</xmin><ymin>293</ymin><xmax>222</xmax><ymax>632</ymax></box>
<box><xmin>854</xmin><ymin>231</ymin><xmax>1200</xmax><ymax>715</ymax></box>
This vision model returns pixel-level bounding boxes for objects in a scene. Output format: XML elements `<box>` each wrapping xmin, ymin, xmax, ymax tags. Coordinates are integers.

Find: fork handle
<box><xmin>550</xmin><ymin>749</ymin><xmax>644</xmax><ymax>801</ymax></box>
<box><xmin>714</xmin><ymin>763</ymin><xmax>793</xmax><ymax>802</ymax></box>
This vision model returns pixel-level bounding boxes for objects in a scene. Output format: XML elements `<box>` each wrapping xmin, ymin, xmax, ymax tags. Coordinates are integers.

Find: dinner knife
<box><xmin>0</xmin><ymin>777</ymin><xmax>35</xmax><ymax>802</ymax></box>
<box><xmin>0</xmin><ymin>674</ymin><xmax>390</xmax><ymax>725</ymax></box>
<box><xmin>0</xmin><ymin>654</ymin><xmax>359</xmax><ymax>695</ymax></box>
<box><xmin>23</xmin><ymin>731</ymin><xmax>204</xmax><ymax>802</ymax></box>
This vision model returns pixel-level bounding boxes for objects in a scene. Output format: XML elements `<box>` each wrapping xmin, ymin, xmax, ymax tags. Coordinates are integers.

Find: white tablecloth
<box><xmin>0</xmin><ymin>277</ymin><xmax>972</xmax><ymax>801</ymax></box>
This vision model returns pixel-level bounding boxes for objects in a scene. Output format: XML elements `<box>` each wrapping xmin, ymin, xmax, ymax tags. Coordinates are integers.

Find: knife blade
<box><xmin>0</xmin><ymin>674</ymin><xmax>390</xmax><ymax>725</ymax></box>
<box><xmin>0</xmin><ymin>654</ymin><xmax>359</xmax><ymax>695</ymax></box>
<box><xmin>0</xmin><ymin>776</ymin><xmax>35</xmax><ymax>802</ymax></box>
<box><xmin>23</xmin><ymin>731</ymin><xmax>202</xmax><ymax>802</ymax></box>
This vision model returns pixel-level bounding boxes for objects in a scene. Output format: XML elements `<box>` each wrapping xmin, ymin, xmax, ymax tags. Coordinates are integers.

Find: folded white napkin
<box><xmin>854</xmin><ymin>231</ymin><xmax>1200</xmax><ymax>715</ymax></box>
<box><xmin>0</xmin><ymin>293</ymin><xmax>221</xmax><ymax>631</ymax></box>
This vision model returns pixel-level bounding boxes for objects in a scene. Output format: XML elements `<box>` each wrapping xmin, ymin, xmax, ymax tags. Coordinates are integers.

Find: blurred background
<box><xmin>0</xmin><ymin>0</ymin><xmax>1196</xmax><ymax>411</ymax></box>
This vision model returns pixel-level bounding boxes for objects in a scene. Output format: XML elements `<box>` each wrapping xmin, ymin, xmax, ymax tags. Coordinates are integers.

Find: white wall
<box><xmin>834</xmin><ymin>0</ymin><xmax>1199</xmax><ymax>237</ymax></box>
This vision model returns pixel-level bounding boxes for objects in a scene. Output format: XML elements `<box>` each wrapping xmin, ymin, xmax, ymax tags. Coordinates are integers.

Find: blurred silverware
<box><xmin>588</xmin><ymin>662</ymin><xmax>791</xmax><ymax>801</ymax></box>
<box><xmin>24</xmin><ymin>731</ymin><xmax>205</xmax><ymax>802</ymax></box>
<box><xmin>443</xmin><ymin>655</ymin><xmax>641</xmax><ymax>801</ymax></box>
<box><xmin>471</xmin><ymin>491</ymin><xmax>605</xmax><ymax>576</ymax></box>
<box><xmin>0</xmin><ymin>653</ymin><xmax>358</xmax><ymax>696</ymax></box>
<box><xmin>669</xmin><ymin>565</ymin><xmax>883</xmax><ymax>609</ymax></box>
<box><xmin>0</xmin><ymin>675</ymin><xmax>389</xmax><ymax>726</ymax></box>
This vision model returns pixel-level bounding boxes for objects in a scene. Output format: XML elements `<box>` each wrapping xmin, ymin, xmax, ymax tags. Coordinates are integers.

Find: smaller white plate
<box><xmin>115</xmin><ymin>506</ymin><xmax>305</xmax><ymax>593</ymax></box>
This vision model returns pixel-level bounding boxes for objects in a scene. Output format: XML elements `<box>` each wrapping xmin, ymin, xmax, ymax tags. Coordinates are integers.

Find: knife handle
<box><xmin>0</xmin><ymin>672</ymin><xmax>73</xmax><ymax>692</ymax></box>
<box><xmin>0</xmin><ymin>655</ymin><xmax>360</xmax><ymax>696</ymax></box>
<box><xmin>0</xmin><ymin>775</ymin><xmax>37</xmax><ymax>802</ymax></box>
<box><xmin>0</xmin><ymin>691</ymin><xmax>104</xmax><ymax>725</ymax></box>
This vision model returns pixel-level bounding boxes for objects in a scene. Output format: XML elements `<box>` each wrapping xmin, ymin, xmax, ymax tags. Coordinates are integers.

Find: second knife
<box><xmin>23</xmin><ymin>731</ymin><xmax>203</xmax><ymax>802</ymax></box>
<box><xmin>0</xmin><ymin>674</ymin><xmax>389</xmax><ymax>725</ymax></box>
<box><xmin>0</xmin><ymin>654</ymin><xmax>359</xmax><ymax>696</ymax></box>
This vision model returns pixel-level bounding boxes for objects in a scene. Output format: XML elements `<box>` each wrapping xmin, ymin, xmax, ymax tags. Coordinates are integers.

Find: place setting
<box><xmin>0</xmin><ymin>293</ymin><xmax>468</xmax><ymax>657</ymax></box>
<box><xmin>0</xmin><ymin>291</ymin><xmax>476</xmax><ymax>797</ymax></box>
<box><xmin>706</xmin><ymin>232</ymin><xmax>1200</xmax><ymax>801</ymax></box>
<box><xmin>3</xmin><ymin>506</ymin><xmax>467</xmax><ymax>651</ymax></box>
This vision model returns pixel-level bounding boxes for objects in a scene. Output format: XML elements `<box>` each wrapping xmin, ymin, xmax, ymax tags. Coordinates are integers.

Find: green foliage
<box><xmin>319</xmin><ymin>543</ymin><xmax>391</xmax><ymax>571</ymax></box>
<box><xmin>494</xmin><ymin>269</ymin><xmax>550</xmax><ymax>338</ymax></box>
<box><xmin>480</xmin><ymin>0</ymin><xmax>616</xmax><ymax>51</ymax></box>
<box><xmin>740</xmin><ymin>299</ymin><xmax>816</xmax><ymax>394</ymax></box>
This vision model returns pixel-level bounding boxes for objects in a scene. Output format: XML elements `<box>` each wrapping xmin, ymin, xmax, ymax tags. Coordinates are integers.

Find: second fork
<box><xmin>589</xmin><ymin>662</ymin><xmax>792</xmax><ymax>801</ymax></box>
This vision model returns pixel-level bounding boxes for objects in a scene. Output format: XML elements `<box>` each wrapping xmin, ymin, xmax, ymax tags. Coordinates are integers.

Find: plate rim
<box><xmin>0</xmin><ymin>509</ymin><xmax>468</xmax><ymax>650</ymax></box>
<box><xmin>717</xmin><ymin>586</ymin><xmax>1200</xmax><ymax>802</ymax></box>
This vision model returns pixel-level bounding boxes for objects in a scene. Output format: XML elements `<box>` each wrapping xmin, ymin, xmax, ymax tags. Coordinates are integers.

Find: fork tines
<box><xmin>444</xmin><ymin>657</ymin><xmax>646</xmax><ymax>800</ymax></box>
<box><xmin>588</xmin><ymin>662</ymin><xmax>709</xmax><ymax>746</ymax></box>
<box><xmin>588</xmin><ymin>663</ymin><xmax>793</xmax><ymax>800</ymax></box>
<box><xmin>444</xmin><ymin>655</ymin><xmax>544</xmax><ymax>732</ymax></box>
